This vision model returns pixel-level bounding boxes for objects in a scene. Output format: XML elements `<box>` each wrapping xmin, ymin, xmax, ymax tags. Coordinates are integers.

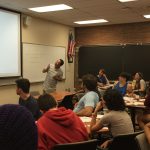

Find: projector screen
<box><xmin>0</xmin><ymin>9</ymin><xmax>21</xmax><ymax>77</ymax></box>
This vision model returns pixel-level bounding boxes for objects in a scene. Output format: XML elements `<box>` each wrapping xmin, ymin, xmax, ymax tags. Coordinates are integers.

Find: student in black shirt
<box><xmin>16</xmin><ymin>78</ymin><xmax>41</xmax><ymax>120</ymax></box>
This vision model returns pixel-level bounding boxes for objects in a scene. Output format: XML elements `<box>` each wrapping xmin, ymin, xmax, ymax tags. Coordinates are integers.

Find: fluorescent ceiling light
<box><xmin>29</xmin><ymin>4</ymin><xmax>73</xmax><ymax>12</ymax></box>
<box><xmin>118</xmin><ymin>0</ymin><xmax>138</xmax><ymax>2</ymax></box>
<box><xmin>74</xmin><ymin>19</ymin><xmax>108</xmax><ymax>25</ymax></box>
<box><xmin>143</xmin><ymin>14</ymin><xmax>150</xmax><ymax>19</ymax></box>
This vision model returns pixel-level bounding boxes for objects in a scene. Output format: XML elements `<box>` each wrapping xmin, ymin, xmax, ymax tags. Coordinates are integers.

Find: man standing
<box><xmin>43</xmin><ymin>59</ymin><xmax>64</xmax><ymax>94</ymax></box>
<box><xmin>16</xmin><ymin>78</ymin><xmax>41</xmax><ymax>120</ymax></box>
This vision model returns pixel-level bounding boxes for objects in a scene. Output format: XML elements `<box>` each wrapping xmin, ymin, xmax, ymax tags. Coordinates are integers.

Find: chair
<box><xmin>58</xmin><ymin>94</ymin><xmax>75</xmax><ymax>110</ymax></box>
<box><xmin>52</xmin><ymin>139</ymin><xmax>98</xmax><ymax>150</ymax></box>
<box><xmin>30</xmin><ymin>91</ymin><xmax>40</xmax><ymax>97</ymax></box>
<box><xmin>135</xmin><ymin>133</ymin><xmax>150</xmax><ymax>150</ymax></box>
<box><xmin>109</xmin><ymin>131</ymin><xmax>143</xmax><ymax>150</ymax></box>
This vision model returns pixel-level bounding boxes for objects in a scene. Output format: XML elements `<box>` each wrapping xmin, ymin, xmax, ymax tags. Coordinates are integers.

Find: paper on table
<box><xmin>80</xmin><ymin>115</ymin><xmax>104</xmax><ymax>123</ymax></box>
<box><xmin>124</xmin><ymin>97</ymin><xmax>134</xmax><ymax>101</ymax></box>
<box><xmin>103</xmin><ymin>127</ymin><xmax>108</xmax><ymax>130</ymax></box>
<box><xmin>80</xmin><ymin>117</ymin><xmax>91</xmax><ymax>122</ymax></box>
<box><xmin>139</xmin><ymin>99</ymin><xmax>145</xmax><ymax>102</ymax></box>
<box><xmin>97</xmin><ymin>114</ymin><xmax>104</xmax><ymax>119</ymax></box>
<box><xmin>133</xmin><ymin>102</ymin><xmax>144</xmax><ymax>106</ymax></box>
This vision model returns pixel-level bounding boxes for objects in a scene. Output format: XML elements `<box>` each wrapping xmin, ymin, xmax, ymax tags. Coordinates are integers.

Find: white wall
<box><xmin>0</xmin><ymin>16</ymin><xmax>74</xmax><ymax>104</ymax></box>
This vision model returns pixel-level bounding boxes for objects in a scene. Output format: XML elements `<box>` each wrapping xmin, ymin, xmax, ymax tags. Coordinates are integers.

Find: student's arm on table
<box><xmin>94</xmin><ymin>101</ymin><xmax>103</xmax><ymax>114</ymax></box>
<box><xmin>76</xmin><ymin>106</ymin><xmax>94</xmax><ymax>117</ymax></box>
<box><xmin>97</xmin><ymin>82</ymin><xmax>104</xmax><ymax>87</ymax></box>
<box><xmin>144</xmin><ymin>122</ymin><xmax>150</xmax><ymax>144</ymax></box>
<box><xmin>90</xmin><ymin>113</ymin><xmax>102</xmax><ymax>132</ymax></box>
<box><xmin>91</xmin><ymin>108</ymin><xmax>112</xmax><ymax>149</ymax></box>
<box><xmin>113</xmin><ymin>81</ymin><xmax>118</xmax><ymax>89</ymax></box>
<box><xmin>42</xmin><ymin>64</ymin><xmax>50</xmax><ymax>73</ymax></box>
<box><xmin>90</xmin><ymin>115</ymin><xmax>112</xmax><ymax>149</ymax></box>
<box><xmin>90</xmin><ymin>101</ymin><xmax>103</xmax><ymax>132</ymax></box>
<box><xmin>103</xmin><ymin>74</ymin><xmax>110</xmax><ymax>85</ymax></box>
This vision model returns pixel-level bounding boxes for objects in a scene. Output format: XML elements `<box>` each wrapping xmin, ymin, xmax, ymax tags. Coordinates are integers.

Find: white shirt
<box><xmin>43</xmin><ymin>64</ymin><xmax>63</xmax><ymax>93</ymax></box>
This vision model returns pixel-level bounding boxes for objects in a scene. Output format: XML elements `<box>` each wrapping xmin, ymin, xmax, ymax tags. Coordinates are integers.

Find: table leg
<box><xmin>129</xmin><ymin>108</ymin><xmax>136</xmax><ymax>131</ymax></box>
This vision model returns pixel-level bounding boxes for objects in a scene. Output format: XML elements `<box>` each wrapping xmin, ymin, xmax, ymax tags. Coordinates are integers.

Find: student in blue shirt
<box><xmin>114</xmin><ymin>72</ymin><xmax>130</xmax><ymax>96</ymax></box>
<box><xmin>73</xmin><ymin>74</ymin><xmax>99</xmax><ymax>117</ymax></box>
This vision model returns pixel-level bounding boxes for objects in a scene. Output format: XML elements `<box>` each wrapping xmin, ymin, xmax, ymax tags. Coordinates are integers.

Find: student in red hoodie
<box><xmin>37</xmin><ymin>94</ymin><xmax>89</xmax><ymax>150</ymax></box>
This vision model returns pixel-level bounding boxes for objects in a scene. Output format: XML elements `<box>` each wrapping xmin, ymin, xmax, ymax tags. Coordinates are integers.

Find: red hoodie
<box><xmin>37</xmin><ymin>107</ymin><xmax>88</xmax><ymax>150</ymax></box>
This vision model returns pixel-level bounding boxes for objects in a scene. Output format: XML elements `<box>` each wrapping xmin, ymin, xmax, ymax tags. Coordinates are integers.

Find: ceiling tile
<box><xmin>0</xmin><ymin>0</ymin><xmax>149</xmax><ymax>26</ymax></box>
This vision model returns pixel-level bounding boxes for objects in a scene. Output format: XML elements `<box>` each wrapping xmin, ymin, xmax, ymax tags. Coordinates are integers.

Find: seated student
<box><xmin>144</xmin><ymin>93</ymin><xmax>150</xmax><ymax>108</ymax></box>
<box><xmin>37</xmin><ymin>94</ymin><xmax>89</xmax><ymax>150</ymax></box>
<box><xmin>15</xmin><ymin>78</ymin><xmax>41</xmax><ymax>120</ymax></box>
<box><xmin>138</xmin><ymin>107</ymin><xmax>150</xmax><ymax>129</ymax></box>
<box><xmin>97</xmin><ymin>69</ymin><xmax>109</xmax><ymax>87</ymax></box>
<box><xmin>120</xmin><ymin>83</ymin><xmax>137</xmax><ymax>98</ymax></box>
<box><xmin>73</xmin><ymin>74</ymin><xmax>99</xmax><ymax>117</ymax></box>
<box><xmin>37</xmin><ymin>94</ymin><xmax>58</xmax><ymax>114</ymax></box>
<box><xmin>0</xmin><ymin>104</ymin><xmax>38</xmax><ymax>150</ymax></box>
<box><xmin>144</xmin><ymin>122</ymin><xmax>150</xmax><ymax>144</ymax></box>
<box><xmin>90</xmin><ymin>89</ymin><xmax>134</xmax><ymax>149</ymax></box>
<box><xmin>126</xmin><ymin>83</ymin><xmax>136</xmax><ymax>97</ymax></box>
<box><xmin>138</xmin><ymin>107</ymin><xmax>150</xmax><ymax>144</ymax></box>
<box><xmin>144</xmin><ymin>81</ymin><xmax>150</xmax><ymax>107</ymax></box>
<box><xmin>132</xmin><ymin>72</ymin><xmax>146</xmax><ymax>97</ymax></box>
<box><xmin>114</xmin><ymin>72</ymin><xmax>130</xmax><ymax>96</ymax></box>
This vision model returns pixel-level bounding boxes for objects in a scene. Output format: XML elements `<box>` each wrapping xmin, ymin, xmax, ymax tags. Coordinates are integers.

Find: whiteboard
<box><xmin>23</xmin><ymin>43</ymin><xmax>66</xmax><ymax>82</ymax></box>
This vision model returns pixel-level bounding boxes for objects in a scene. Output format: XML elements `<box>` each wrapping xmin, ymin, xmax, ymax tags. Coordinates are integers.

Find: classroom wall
<box><xmin>74</xmin><ymin>22</ymin><xmax>150</xmax><ymax>87</ymax></box>
<box><xmin>75</xmin><ymin>22</ymin><xmax>150</xmax><ymax>45</ymax></box>
<box><xmin>0</xmin><ymin>16</ymin><xmax>74</xmax><ymax>104</ymax></box>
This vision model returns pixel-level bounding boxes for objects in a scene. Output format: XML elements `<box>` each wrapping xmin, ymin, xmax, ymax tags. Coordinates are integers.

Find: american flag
<box><xmin>67</xmin><ymin>32</ymin><xmax>75</xmax><ymax>57</ymax></box>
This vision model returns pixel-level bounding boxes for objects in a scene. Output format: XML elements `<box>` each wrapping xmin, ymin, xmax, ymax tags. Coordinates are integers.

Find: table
<box><xmin>34</xmin><ymin>91</ymin><xmax>75</xmax><ymax>102</ymax></box>
<box><xmin>98</xmin><ymin>84</ymin><xmax>113</xmax><ymax>96</ymax></box>
<box><xmin>50</xmin><ymin>91</ymin><xmax>75</xmax><ymax>102</ymax></box>
<box><xmin>80</xmin><ymin>115</ymin><xmax>109</xmax><ymax>135</ymax></box>
<box><xmin>98</xmin><ymin>84</ymin><xmax>114</xmax><ymax>90</ymax></box>
<box><xmin>124</xmin><ymin>97</ymin><xmax>146</xmax><ymax>130</ymax></box>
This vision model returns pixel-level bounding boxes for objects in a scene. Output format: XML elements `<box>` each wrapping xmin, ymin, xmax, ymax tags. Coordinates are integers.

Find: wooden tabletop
<box><xmin>34</xmin><ymin>91</ymin><xmax>75</xmax><ymax>102</ymax></box>
<box><xmin>124</xmin><ymin>96</ymin><xmax>146</xmax><ymax>109</ymax></box>
<box><xmin>98</xmin><ymin>84</ymin><xmax>114</xmax><ymax>90</ymax></box>
<box><xmin>49</xmin><ymin>91</ymin><xmax>75</xmax><ymax>102</ymax></box>
<box><xmin>80</xmin><ymin>116</ymin><xmax>109</xmax><ymax>134</ymax></box>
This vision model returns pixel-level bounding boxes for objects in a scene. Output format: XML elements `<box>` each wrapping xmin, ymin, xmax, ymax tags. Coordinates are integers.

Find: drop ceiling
<box><xmin>0</xmin><ymin>0</ymin><xmax>150</xmax><ymax>26</ymax></box>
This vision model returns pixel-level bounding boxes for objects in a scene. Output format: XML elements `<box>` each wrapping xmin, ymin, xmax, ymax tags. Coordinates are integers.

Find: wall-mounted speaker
<box><xmin>23</xmin><ymin>16</ymin><xmax>32</xmax><ymax>26</ymax></box>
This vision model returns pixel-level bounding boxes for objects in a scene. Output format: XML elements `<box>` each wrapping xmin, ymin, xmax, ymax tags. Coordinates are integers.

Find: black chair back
<box><xmin>58</xmin><ymin>94</ymin><xmax>74</xmax><ymax>110</ymax></box>
<box><xmin>52</xmin><ymin>139</ymin><xmax>98</xmax><ymax>150</ymax></box>
<box><xmin>109</xmin><ymin>131</ymin><xmax>143</xmax><ymax>150</ymax></box>
<box><xmin>135</xmin><ymin>133</ymin><xmax>150</xmax><ymax>150</ymax></box>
